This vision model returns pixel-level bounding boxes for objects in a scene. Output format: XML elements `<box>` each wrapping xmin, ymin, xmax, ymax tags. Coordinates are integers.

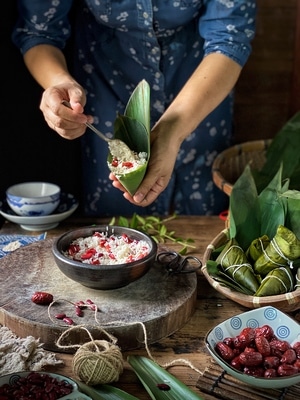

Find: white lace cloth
<box><xmin>0</xmin><ymin>325</ymin><xmax>63</xmax><ymax>376</ymax></box>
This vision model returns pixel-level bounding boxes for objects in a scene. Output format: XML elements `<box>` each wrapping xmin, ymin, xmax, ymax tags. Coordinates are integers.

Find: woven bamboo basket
<box><xmin>212</xmin><ymin>139</ymin><xmax>272</xmax><ymax>196</ymax></box>
<box><xmin>201</xmin><ymin>229</ymin><xmax>300</xmax><ymax>312</ymax></box>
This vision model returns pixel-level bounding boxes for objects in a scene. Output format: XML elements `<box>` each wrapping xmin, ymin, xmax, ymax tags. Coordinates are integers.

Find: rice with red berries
<box><xmin>63</xmin><ymin>231</ymin><xmax>151</xmax><ymax>265</ymax></box>
<box><xmin>109</xmin><ymin>151</ymin><xmax>147</xmax><ymax>175</ymax></box>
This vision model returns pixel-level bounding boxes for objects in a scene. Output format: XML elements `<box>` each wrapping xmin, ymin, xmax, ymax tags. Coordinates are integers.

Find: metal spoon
<box><xmin>61</xmin><ymin>101</ymin><xmax>134</xmax><ymax>160</ymax></box>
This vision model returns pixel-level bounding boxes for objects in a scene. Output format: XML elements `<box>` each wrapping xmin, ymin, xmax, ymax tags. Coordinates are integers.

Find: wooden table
<box><xmin>0</xmin><ymin>215</ymin><xmax>251</xmax><ymax>399</ymax></box>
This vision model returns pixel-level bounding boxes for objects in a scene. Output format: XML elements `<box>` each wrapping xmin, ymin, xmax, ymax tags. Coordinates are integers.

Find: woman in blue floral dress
<box><xmin>12</xmin><ymin>0</ymin><xmax>256</xmax><ymax>216</ymax></box>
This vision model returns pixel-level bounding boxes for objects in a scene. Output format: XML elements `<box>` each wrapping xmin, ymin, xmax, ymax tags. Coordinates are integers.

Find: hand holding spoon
<box><xmin>61</xmin><ymin>101</ymin><xmax>135</xmax><ymax>160</ymax></box>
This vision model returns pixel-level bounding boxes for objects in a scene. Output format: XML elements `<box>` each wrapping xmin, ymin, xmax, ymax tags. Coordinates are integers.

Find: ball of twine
<box><xmin>72</xmin><ymin>339</ymin><xmax>123</xmax><ymax>385</ymax></box>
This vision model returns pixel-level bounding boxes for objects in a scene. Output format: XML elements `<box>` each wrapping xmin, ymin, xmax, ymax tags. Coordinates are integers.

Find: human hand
<box><xmin>109</xmin><ymin>128</ymin><xmax>181</xmax><ymax>207</ymax></box>
<box><xmin>40</xmin><ymin>81</ymin><xmax>93</xmax><ymax>139</ymax></box>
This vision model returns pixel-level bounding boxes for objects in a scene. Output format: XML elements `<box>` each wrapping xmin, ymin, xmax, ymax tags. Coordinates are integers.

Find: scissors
<box><xmin>156</xmin><ymin>251</ymin><xmax>202</xmax><ymax>275</ymax></box>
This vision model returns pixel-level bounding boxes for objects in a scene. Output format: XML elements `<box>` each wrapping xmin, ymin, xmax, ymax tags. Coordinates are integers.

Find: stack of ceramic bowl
<box><xmin>0</xmin><ymin>181</ymin><xmax>78</xmax><ymax>230</ymax></box>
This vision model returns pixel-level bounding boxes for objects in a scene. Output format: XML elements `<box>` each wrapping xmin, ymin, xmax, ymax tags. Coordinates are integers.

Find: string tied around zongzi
<box><xmin>254</xmin><ymin>225</ymin><xmax>300</xmax><ymax>276</ymax></box>
<box><xmin>271</xmin><ymin>237</ymin><xmax>294</xmax><ymax>269</ymax></box>
<box><xmin>217</xmin><ymin>239</ymin><xmax>260</xmax><ymax>294</ymax></box>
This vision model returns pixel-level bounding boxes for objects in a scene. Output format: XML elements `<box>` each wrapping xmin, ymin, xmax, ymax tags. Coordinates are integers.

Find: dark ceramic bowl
<box><xmin>52</xmin><ymin>225</ymin><xmax>157</xmax><ymax>290</ymax></box>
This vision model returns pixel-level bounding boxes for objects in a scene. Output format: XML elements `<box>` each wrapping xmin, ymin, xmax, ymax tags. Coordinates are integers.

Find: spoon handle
<box><xmin>85</xmin><ymin>121</ymin><xmax>110</xmax><ymax>143</ymax></box>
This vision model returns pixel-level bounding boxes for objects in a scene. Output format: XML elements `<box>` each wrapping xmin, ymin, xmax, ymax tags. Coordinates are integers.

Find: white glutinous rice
<box><xmin>63</xmin><ymin>231</ymin><xmax>151</xmax><ymax>265</ymax></box>
<box><xmin>108</xmin><ymin>152</ymin><xmax>147</xmax><ymax>176</ymax></box>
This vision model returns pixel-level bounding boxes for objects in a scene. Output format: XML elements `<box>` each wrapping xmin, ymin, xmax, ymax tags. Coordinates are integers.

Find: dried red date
<box><xmin>293</xmin><ymin>359</ymin><xmax>300</xmax><ymax>370</ymax></box>
<box><xmin>215</xmin><ymin>342</ymin><xmax>235</xmax><ymax>361</ymax></box>
<box><xmin>243</xmin><ymin>366</ymin><xmax>265</xmax><ymax>377</ymax></box>
<box><xmin>31</xmin><ymin>291</ymin><xmax>53</xmax><ymax>305</ymax></box>
<box><xmin>255</xmin><ymin>336</ymin><xmax>271</xmax><ymax>357</ymax></box>
<box><xmin>277</xmin><ymin>364</ymin><xmax>299</xmax><ymax>376</ymax></box>
<box><xmin>264</xmin><ymin>356</ymin><xmax>280</xmax><ymax>369</ymax></box>
<box><xmin>264</xmin><ymin>368</ymin><xmax>278</xmax><ymax>378</ymax></box>
<box><xmin>269</xmin><ymin>339</ymin><xmax>291</xmax><ymax>354</ymax></box>
<box><xmin>281</xmin><ymin>348</ymin><xmax>296</xmax><ymax>364</ymax></box>
<box><xmin>239</xmin><ymin>351</ymin><xmax>263</xmax><ymax>367</ymax></box>
<box><xmin>238</xmin><ymin>327</ymin><xmax>256</xmax><ymax>346</ymax></box>
<box><xmin>255</xmin><ymin>324</ymin><xmax>274</xmax><ymax>340</ymax></box>
<box><xmin>214</xmin><ymin>323</ymin><xmax>300</xmax><ymax>379</ymax></box>
<box><xmin>231</xmin><ymin>355</ymin><xmax>243</xmax><ymax>371</ymax></box>
<box><xmin>223</xmin><ymin>337</ymin><xmax>234</xmax><ymax>347</ymax></box>
<box><xmin>293</xmin><ymin>341</ymin><xmax>300</xmax><ymax>357</ymax></box>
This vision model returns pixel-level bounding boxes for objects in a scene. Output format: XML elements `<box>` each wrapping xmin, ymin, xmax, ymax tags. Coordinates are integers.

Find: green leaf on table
<box><xmin>76</xmin><ymin>380</ymin><xmax>139</xmax><ymax>400</ymax></box>
<box><xmin>127</xmin><ymin>355</ymin><xmax>204</xmax><ymax>400</ymax></box>
<box><xmin>94</xmin><ymin>384</ymin><xmax>140</xmax><ymax>400</ymax></box>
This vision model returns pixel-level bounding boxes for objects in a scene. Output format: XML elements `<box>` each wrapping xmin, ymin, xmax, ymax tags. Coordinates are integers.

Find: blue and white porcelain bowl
<box><xmin>205</xmin><ymin>306</ymin><xmax>300</xmax><ymax>388</ymax></box>
<box><xmin>6</xmin><ymin>182</ymin><xmax>61</xmax><ymax>216</ymax></box>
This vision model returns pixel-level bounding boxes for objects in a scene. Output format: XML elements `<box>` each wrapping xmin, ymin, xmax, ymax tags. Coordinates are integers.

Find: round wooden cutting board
<box><xmin>0</xmin><ymin>239</ymin><xmax>197</xmax><ymax>352</ymax></box>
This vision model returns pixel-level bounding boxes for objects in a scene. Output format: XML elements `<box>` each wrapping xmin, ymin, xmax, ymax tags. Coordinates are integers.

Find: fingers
<box><xmin>133</xmin><ymin>177</ymin><xmax>168</xmax><ymax>206</ymax></box>
<box><xmin>40</xmin><ymin>84</ymin><xmax>90</xmax><ymax>139</ymax></box>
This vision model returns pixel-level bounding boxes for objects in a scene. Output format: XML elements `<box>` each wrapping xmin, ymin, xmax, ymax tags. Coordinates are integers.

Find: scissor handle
<box><xmin>156</xmin><ymin>251</ymin><xmax>179</xmax><ymax>268</ymax></box>
<box><xmin>177</xmin><ymin>256</ymin><xmax>202</xmax><ymax>274</ymax></box>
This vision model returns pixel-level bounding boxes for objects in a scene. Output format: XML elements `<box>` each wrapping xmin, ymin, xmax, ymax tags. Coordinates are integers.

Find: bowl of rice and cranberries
<box><xmin>205</xmin><ymin>306</ymin><xmax>300</xmax><ymax>388</ymax></box>
<box><xmin>52</xmin><ymin>225</ymin><xmax>157</xmax><ymax>290</ymax></box>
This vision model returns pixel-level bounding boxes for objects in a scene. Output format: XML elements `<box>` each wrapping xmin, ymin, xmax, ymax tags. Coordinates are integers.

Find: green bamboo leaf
<box><xmin>229</xmin><ymin>165</ymin><xmax>261</xmax><ymax>250</ymax></box>
<box><xmin>127</xmin><ymin>355</ymin><xmax>204</xmax><ymax>400</ymax></box>
<box><xmin>114</xmin><ymin>115</ymin><xmax>149</xmax><ymax>154</ymax></box>
<box><xmin>125</xmin><ymin>79</ymin><xmax>151</xmax><ymax>134</ymax></box>
<box><xmin>94</xmin><ymin>384</ymin><xmax>140</xmax><ymax>400</ymax></box>
<box><xmin>116</xmin><ymin>165</ymin><xmax>148</xmax><ymax>196</ymax></box>
<box><xmin>75</xmin><ymin>380</ymin><xmax>107</xmax><ymax>399</ymax></box>
<box><xmin>253</xmin><ymin>111</ymin><xmax>300</xmax><ymax>192</ymax></box>
<box><xmin>205</xmin><ymin>260</ymin><xmax>254</xmax><ymax>295</ymax></box>
<box><xmin>282</xmin><ymin>189</ymin><xmax>300</xmax><ymax>200</ymax></box>
<box><xmin>76</xmin><ymin>380</ymin><xmax>139</xmax><ymax>399</ymax></box>
<box><xmin>285</xmin><ymin>197</ymin><xmax>300</xmax><ymax>238</ymax></box>
<box><xmin>258</xmin><ymin>164</ymin><xmax>288</xmax><ymax>238</ymax></box>
<box><xmin>108</xmin><ymin>80</ymin><xmax>151</xmax><ymax>196</ymax></box>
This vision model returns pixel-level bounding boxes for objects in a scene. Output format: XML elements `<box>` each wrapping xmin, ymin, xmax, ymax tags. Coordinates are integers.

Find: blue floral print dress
<box><xmin>13</xmin><ymin>0</ymin><xmax>256</xmax><ymax>216</ymax></box>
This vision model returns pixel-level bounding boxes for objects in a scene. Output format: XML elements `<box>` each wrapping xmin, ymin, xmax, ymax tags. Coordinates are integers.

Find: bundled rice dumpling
<box><xmin>216</xmin><ymin>238</ymin><xmax>260</xmax><ymax>294</ymax></box>
<box><xmin>246</xmin><ymin>235</ymin><xmax>270</xmax><ymax>263</ymax></box>
<box><xmin>254</xmin><ymin>225</ymin><xmax>300</xmax><ymax>275</ymax></box>
<box><xmin>255</xmin><ymin>266</ymin><xmax>294</xmax><ymax>297</ymax></box>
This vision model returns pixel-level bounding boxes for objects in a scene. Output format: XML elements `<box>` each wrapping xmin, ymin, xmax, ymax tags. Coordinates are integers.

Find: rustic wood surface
<box><xmin>0</xmin><ymin>237</ymin><xmax>197</xmax><ymax>352</ymax></box>
<box><xmin>0</xmin><ymin>215</ymin><xmax>260</xmax><ymax>399</ymax></box>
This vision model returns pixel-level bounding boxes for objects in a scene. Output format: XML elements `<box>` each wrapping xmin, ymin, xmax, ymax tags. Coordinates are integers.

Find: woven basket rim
<box><xmin>212</xmin><ymin>139</ymin><xmax>272</xmax><ymax>196</ymax></box>
<box><xmin>201</xmin><ymin>229</ymin><xmax>300</xmax><ymax>312</ymax></box>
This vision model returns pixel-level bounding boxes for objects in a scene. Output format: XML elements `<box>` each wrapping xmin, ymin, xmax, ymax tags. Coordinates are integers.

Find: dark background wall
<box><xmin>1</xmin><ymin>0</ymin><xmax>299</xmax><ymax>216</ymax></box>
<box><xmin>1</xmin><ymin>2</ymin><xmax>82</xmax><ymax>213</ymax></box>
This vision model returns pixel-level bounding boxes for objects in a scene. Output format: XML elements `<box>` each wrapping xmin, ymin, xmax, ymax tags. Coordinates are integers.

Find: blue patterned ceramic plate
<box><xmin>205</xmin><ymin>306</ymin><xmax>300</xmax><ymax>388</ymax></box>
<box><xmin>0</xmin><ymin>371</ymin><xmax>91</xmax><ymax>399</ymax></box>
<box><xmin>0</xmin><ymin>193</ymin><xmax>78</xmax><ymax>231</ymax></box>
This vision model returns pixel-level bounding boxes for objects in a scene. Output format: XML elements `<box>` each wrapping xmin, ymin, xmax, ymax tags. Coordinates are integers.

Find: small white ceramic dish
<box><xmin>205</xmin><ymin>306</ymin><xmax>300</xmax><ymax>388</ymax></box>
<box><xmin>0</xmin><ymin>193</ymin><xmax>78</xmax><ymax>231</ymax></box>
<box><xmin>0</xmin><ymin>371</ymin><xmax>92</xmax><ymax>399</ymax></box>
<box><xmin>6</xmin><ymin>182</ymin><xmax>61</xmax><ymax>216</ymax></box>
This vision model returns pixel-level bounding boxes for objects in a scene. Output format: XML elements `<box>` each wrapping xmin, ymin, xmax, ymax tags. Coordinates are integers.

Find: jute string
<box><xmin>48</xmin><ymin>298</ymin><xmax>203</xmax><ymax>386</ymax></box>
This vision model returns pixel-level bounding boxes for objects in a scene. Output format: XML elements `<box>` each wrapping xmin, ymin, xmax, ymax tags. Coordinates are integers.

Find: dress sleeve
<box><xmin>199</xmin><ymin>0</ymin><xmax>257</xmax><ymax>66</ymax></box>
<box><xmin>12</xmin><ymin>0</ymin><xmax>73</xmax><ymax>55</ymax></box>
